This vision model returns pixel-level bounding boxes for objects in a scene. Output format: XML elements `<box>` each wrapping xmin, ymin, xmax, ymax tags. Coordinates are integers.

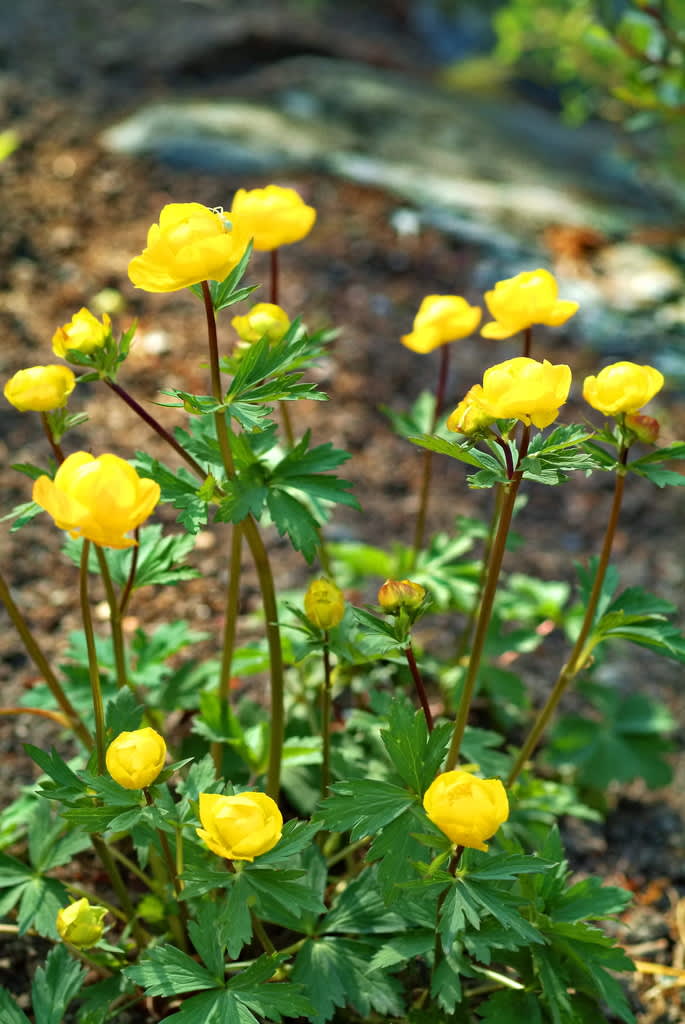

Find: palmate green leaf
<box><xmin>439</xmin><ymin>881</ymin><xmax>482</xmax><ymax>951</ymax></box>
<box><xmin>125</xmin><ymin>944</ymin><xmax>221</xmax><ymax>996</ymax></box>
<box><xmin>31</xmin><ymin>944</ymin><xmax>87</xmax><ymax>1024</ymax></box>
<box><xmin>430</xmin><ymin>948</ymin><xmax>472</xmax><ymax>1015</ymax></box>
<box><xmin>221</xmin><ymin>873</ymin><xmax>253</xmax><ymax>959</ymax></box>
<box><xmin>408</xmin><ymin>434</ymin><xmax>488</xmax><ymax>467</ymax></box>
<box><xmin>382</xmin><ymin>390</ymin><xmax>438</xmax><ymax>438</ymax></box>
<box><xmin>380</xmin><ymin>700</ymin><xmax>452</xmax><ymax>793</ymax></box>
<box><xmin>292</xmin><ymin>937</ymin><xmax>404</xmax><ymax>1024</ymax></box>
<box><xmin>463</xmin><ymin>879</ymin><xmax>544</xmax><ymax>944</ymax></box>
<box><xmin>462</xmin><ymin>851</ymin><xmax>551</xmax><ymax>882</ymax></box>
<box><xmin>2</xmin><ymin>499</ymin><xmax>43</xmax><ymax>531</ymax></box>
<box><xmin>215</xmin><ymin>478</ymin><xmax>269</xmax><ymax>524</ymax></box>
<box><xmin>369</xmin><ymin>807</ymin><xmax>443</xmax><ymax>903</ymax></box>
<box><xmin>188</xmin><ymin>902</ymin><xmax>231</xmax><ymax>980</ymax></box>
<box><xmin>0</xmin><ymin>989</ymin><xmax>30</xmax><ymax>1024</ymax></box>
<box><xmin>156</xmin><ymin>990</ymin><xmax>227</xmax><ymax>1024</ymax></box>
<box><xmin>23</xmin><ymin>746</ymin><xmax>85</xmax><ymax>801</ymax></box>
<box><xmin>228</xmin><ymin>955</ymin><xmax>314</xmax><ymax>1019</ymax></box>
<box><xmin>551</xmin><ymin>875</ymin><xmax>632</xmax><ymax>923</ymax></box>
<box><xmin>323</xmin><ymin>865</ymin><xmax>409</xmax><ymax>935</ymax></box>
<box><xmin>18</xmin><ymin>876</ymin><xmax>68</xmax><ymax>937</ymax></box>
<box><xmin>134</xmin><ymin>453</ymin><xmax>208</xmax><ymax>533</ymax></box>
<box><xmin>317</xmin><ymin>780</ymin><xmax>415</xmax><ymax>839</ymax></box>
<box><xmin>368</xmin><ymin>930</ymin><xmax>434</xmax><ymax>972</ymax></box>
<box><xmin>265</xmin><ymin>489</ymin><xmax>321</xmax><ymax>563</ymax></box>
<box><xmin>477</xmin><ymin>989</ymin><xmax>544</xmax><ymax>1024</ymax></box>
<box><xmin>245</xmin><ymin>866</ymin><xmax>326</xmax><ymax>922</ymax></box>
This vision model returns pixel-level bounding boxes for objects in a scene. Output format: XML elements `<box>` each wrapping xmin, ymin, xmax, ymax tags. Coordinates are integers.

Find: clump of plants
<box><xmin>1</xmin><ymin>187</ymin><xmax>683</xmax><ymax>1024</ymax></box>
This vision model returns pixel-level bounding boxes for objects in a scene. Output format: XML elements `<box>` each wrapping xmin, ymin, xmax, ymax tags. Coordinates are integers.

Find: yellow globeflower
<box><xmin>52</xmin><ymin>307</ymin><xmax>111</xmax><ymax>358</ymax></box>
<box><xmin>128</xmin><ymin>202</ymin><xmax>249</xmax><ymax>292</ymax></box>
<box><xmin>423</xmin><ymin>770</ymin><xmax>509</xmax><ymax>851</ymax></box>
<box><xmin>446</xmin><ymin>384</ymin><xmax>494</xmax><ymax>436</ymax></box>
<box><xmin>197</xmin><ymin>792</ymin><xmax>283</xmax><ymax>862</ymax></box>
<box><xmin>231</xmin><ymin>302</ymin><xmax>291</xmax><ymax>344</ymax></box>
<box><xmin>56</xmin><ymin>898</ymin><xmax>107</xmax><ymax>949</ymax></box>
<box><xmin>230</xmin><ymin>185</ymin><xmax>316</xmax><ymax>251</ymax></box>
<box><xmin>4</xmin><ymin>365</ymin><xmax>76</xmax><ymax>412</ymax></box>
<box><xmin>377</xmin><ymin>579</ymin><xmax>426</xmax><ymax>614</ymax></box>
<box><xmin>583</xmin><ymin>361</ymin><xmax>664</xmax><ymax>416</ymax></box>
<box><xmin>106</xmin><ymin>728</ymin><xmax>167</xmax><ymax>790</ymax></box>
<box><xmin>401</xmin><ymin>295</ymin><xmax>481</xmax><ymax>353</ymax></box>
<box><xmin>475</xmin><ymin>356</ymin><xmax>571</xmax><ymax>429</ymax></box>
<box><xmin>33</xmin><ymin>451</ymin><xmax>160</xmax><ymax>549</ymax></box>
<box><xmin>481</xmin><ymin>269</ymin><xmax>578</xmax><ymax>339</ymax></box>
<box><xmin>304</xmin><ymin>578</ymin><xmax>346</xmax><ymax>630</ymax></box>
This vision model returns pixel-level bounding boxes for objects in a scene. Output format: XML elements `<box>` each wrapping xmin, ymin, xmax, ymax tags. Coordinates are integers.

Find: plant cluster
<box><xmin>1</xmin><ymin>186</ymin><xmax>684</xmax><ymax>1024</ymax></box>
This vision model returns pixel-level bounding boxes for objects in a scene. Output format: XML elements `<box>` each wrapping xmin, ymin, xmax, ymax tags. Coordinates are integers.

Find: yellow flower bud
<box><xmin>446</xmin><ymin>384</ymin><xmax>494</xmax><ymax>436</ymax></box>
<box><xmin>230</xmin><ymin>185</ymin><xmax>316</xmax><ymax>251</ymax></box>
<box><xmin>4</xmin><ymin>365</ymin><xmax>76</xmax><ymax>412</ymax></box>
<box><xmin>196</xmin><ymin>791</ymin><xmax>283</xmax><ymax>862</ymax></box>
<box><xmin>106</xmin><ymin>727</ymin><xmax>167</xmax><ymax>789</ymax></box>
<box><xmin>231</xmin><ymin>302</ymin><xmax>291</xmax><ymax>344</ymax></box>
<box><xmin>475</xmin><ymin>356</ymin><xmax>572</xmax><ymax>429</ymax></box>
<box><xmin>423</xmin><ymin>770</ymin><xmax>509</xmax><ymax>851</ymax></box>
<box><xmin>377</xmin><ymin>578</ymin><xmax>426</xmax><ymax>614</ymax></box>
<box><xmin>56</xmin><ymin>898</ymin><xmax>107</xmax><ymax>949</ymax></box>
<box><xmin>33</xmin><ymin>451</ymin><xmax>160</xmax><ymax>549</ymax></box>
<box><xmin>625</xmin><ymin>412</ymin><xmax>660</xmax><ymax>444</ymax></box>
<box><xmin>304</xmin><ymin>578</ymin><xmax>346</xmax><ymax>630</ymax></box>
<box><xmin>481</xmin><ymin>268</ymin><xmax>578</xmax><ymax>339</ymax></box>
<box><xmin>128</xmin><ymin>202</ymin><xmax>249</xmax><ymax>293</ymax></box>
<box><xmin>52</xmin><ymin>307</ymin><xmax>111</xmax><ymax>358</ymax></box>
<box><xmin>582</xmin><ymin>361</ymin><xmax>664</xmax><ymax>416</ymax></box>
<box><xmin>401</xmin><ymin>295</ymin><xmax>482</xmax><ymax>353</ymax></box>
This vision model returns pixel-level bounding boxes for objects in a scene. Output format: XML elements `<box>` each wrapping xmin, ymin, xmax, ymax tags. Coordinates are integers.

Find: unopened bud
<box><xmin>304</xmin><ymin>578</ymin><xmax>345</xmax><ymax>630</ymax></box>
<box><xmin>378</xmin><ymin>578</ymin><xmax>426</xmax><ymax>614</ymax></box>
<box><xmin>56</xmin><ymin>898</ymin><xmax>107</xmax><ymax>949</ymax></box>
<box><xmin>625</xmin><ymin>413</ymin><xmax>659</xmax><ymax>445</ymax></box>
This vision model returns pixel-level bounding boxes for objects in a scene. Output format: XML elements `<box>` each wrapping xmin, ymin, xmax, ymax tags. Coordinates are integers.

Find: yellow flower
<box><xmin>475</xmin><ymin>356</ymin><xmax>571</xmax><ymax>429</ymax></box>
<box><xmin>128</xmin><ymin>202</ymin><xmax>249</xmax><ymax>292</ymax></box>
<box><xmin>106</xmin><ymin>727</ymin><xmax>167</xmax><ymax>789</ymax></box>
<box><xmin>423</xmin><ymin>770</ymin><xmax>509</xmax><ymax>851</ymax></box>
<box><xmin>446</xmin><ymin>384</ymin><xmax>494</xmax><ymax>436</ymax></box>
<box><xmin>304</xmin><ymin>578</ymin><xmax>346</xmax><ymax>630</ymax></box>
<box><xmin>401</xmin><ymin>295</ymin><xmax>481</xmax><ymax>353</ymax></box>
<box><xmin>56</xmin><ymin>898</ymin><xmax>107</xmax><ymax>949</ymax></box>
<box><xmin>377</xmin><ymin>579</ymin><xmax>426</xmax><ymax>614</ymax></box>
<box><xmin>481</xmin><ymin>269</ymin><xmax>578</xmax><ymax>339</ymax></box>
<box><xmin>582</xmin><ymin>361</ymin><xmax>664</xmax><ymax>416</ymax></box>
<box><xmin>230</xmin><ymin>185</ymin><xmax>316</xmax><ymax>251</ymax></box>
<box><xmin>33</xmin><ymin>451</ymin><xmax>160</xmax><ymax>549</ymax></box>
<box><xmin>52</xmin><ymin>307</ymin><xmax>111</xmax><ymax>358</ymax></box>
<box><xmin>196</xmin><ymin>791</ymin><xmax>283</xmax><ymax>862</ymax></box>
<box><xmin>4</xmin><ymin>365</ymin><xmax>76</xmax><ymax>412</ymax></box>
<box><xmin>231</xmin><ymin>303</ymin><xmax>291</xmax><ymax>344</ymax></box>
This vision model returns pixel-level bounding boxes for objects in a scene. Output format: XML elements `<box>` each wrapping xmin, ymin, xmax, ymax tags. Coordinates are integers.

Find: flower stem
<box><xmin>0</xmin><ymin>706</ymin><xmax>71</xmax><ymax>728</ymax></box>
<box><xmin>251</xmin><ymin>911</ymin><xmax>276</xmax><ymax>955</ymax></box>
<box><xmin>0</xmin><ymin>570</ymin><xmax>92</xmax><ymax>749</ymax></box>
<box><xmin>507</xmin><ymin>444</ymin><xmax>629</xmax><ymax>786</ymax></box>
<box><xmin>89</xmin><ymin>834</ymin><xmax>148</xmax><ymax>948</ymax></box>
<box><xmin>410</xmin><ymin>345</ymin><xmax>450</xmax><ymax>569</ymax></box>
<box><xmin>268</xmin><ymin>246</ymin><xmax>295</xmax><ymax>448</ymax></box>
<box><xmin>118</xmin><ymin>527</ymin><xmax>140</xmax><ymax>616</ymax></box>
<box><xmin>212</xmin><ymin>522</ymin><xmax>242</xmax><ymax>775</ymax></box>
<box><xmin>143</xmin><ymin>788</ymin><xmax>188</xmax><ymax>950</ymax></box>
<box><xmin>201</xmin><ymin>281</ymin><xmax>285</xmax><ymax>799</ymax></box>
<box><xmin>40</xmin><ymin>412</ymin><xmax>65</xmax><ymax>463</ymax></box>
<box><xmin>405</xmin><ymin>642</ymin><xmax>434</xmax><ymax>730</ymax></box>
<box><xmin>522</xmin><ymin>327</ymin><xmax>532</xmax><ymax>358</ymax></box>
<box><xmin>445</xmin><ymin>428</ymin><xmax>530</xmax><ymax>770</ymax></box>
<box><xmin>320</xmin><ymin>633</ymin><xmax>333</xmax><ymax>799</ymax></box>
<box><xmin>94</xmin><ymin>546</ymin><xmax>129</xmax><ymax>691</ymax></box>
<box><xmin>80</xmin><ymin>540</ymin><xmax>107</xmax><ymax>774</ymax></box>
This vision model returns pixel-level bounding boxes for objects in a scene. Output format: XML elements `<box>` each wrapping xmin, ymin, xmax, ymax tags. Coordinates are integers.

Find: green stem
<box><xmin>94</xmin><ymin>546</ymin><xmax>129</xmax><ymax>691</ymax></box>
<box><xmin>89</xmin><ymin>834</ymin><xmax>148</xmax><ymax>948</ymax></box>
<box><xmin>251</xmin><ymin>911</ymin><xmax>276</xmax><ymax>955</ymax></box>
<box><xmin>201</xmin><ymin>281</ymin><xmax>285</xmax><ymax>799</ymax></box>
<box><xmin>212</xmin><ymin>522</ymin><xmax>243</xmax><ymax>774</ymax></box>
<box><xmin>320</xmin><ymin>634</ymin><xmax>332</xmax><ymax>800</ymax></box>
<box><xmin>410</xmin><ymin>345</ymin><xmax>450</xmax><ymax>569</ymax></box>
<box><xmin>40</xmin><ymin>412</ymin><xmax>66</xmax><ymax>463</ymax></box>
<box><xmin>445</xmin><ymin>428</ymin><xmax>530</xmax><ymax>771</ymax></box>
<box><xmin>507</xmin><ymin>444</ymin><xmax>629</xmax><ymax>786</ymax></box>
<box><xmin>0</xmin><ymin>571</ymin><xmax>92</xmax><ymax>749</ymax></box>
<box><xmin>80</xmin><ymin>540</ymin><xmax>107</xmax><ymax>773</ymax></box>
<box><xmin>453</xmin><ymin>483</ymin><xmax>504</xmax><ymax>672</ymax></box>
<box><xmin>405</xmin><ymin>642</ymin><xmax>434</xmax><ymax>730</ymax></box>
<box><xmin>118</xmin><ymin>527</ymin><xmax>140</xmax><ymax>616</ymax></box>
<box><xmin>432</xmin><ymin>845</ymin><xmax>464</xmax><ymax>981</ymax></box>
<box><xmin>143</xmin><ymin>788</ymin><xmax>188</xmax><ymax>950</ymax></box>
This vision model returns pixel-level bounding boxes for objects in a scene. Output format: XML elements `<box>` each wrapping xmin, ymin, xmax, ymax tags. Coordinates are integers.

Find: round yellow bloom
<box><xmin>128</xmin><ymin>202</ymin><xmax>249</xmax><ymax>292</ymax></box>
<box><xmin>475</xmin><ymin>356</ymin><xmax>572</xmax><ymax>429</ymax></box>
<box><xmin>56</xmin><ymin>898</ymin><xmax>107</xmax><ymax>949</ymax></box>
<box><xmin>231</xmin><ymin>302</ymin><xmax>291</xmax><ymax>344</ymax></box>
<box><xmin>4</xmin><ymin>365</ymin><xmax>76</xmax><ymax>412</ymax></box>
<box><xmin>481</xmin><ymin>269</ymin><xmax>578</xmax><ymax>340</ymax></box>
<box><xmin>52</xmin><ymin>307</ymin><xmax>111</xmax><ymax>358</ymax></box>
<box><xmin>446</xmin><ymin>384</ymin><xmax>495</xmax><ymax>436</ymax></box>
<box><xmin>106</xmin><ymin>727</ymin><xmax>167</xmax><ymax>790</ymax></box>
<box><xmin>230</xmin><ymin>185</ymin><xmax>316</xmax><ymax>251</ymax></box>
<box><xmin>304</xmin><ymin>578</ymin><xmax>346</xmax><ymax>630</ymax></box>
<box><xmin>33</xmin><ymin>451</ymin><xmax>160</xmax><ymax>549</ymax></box>
<box><xmin>401</xmin><ymin>295</ymin><xmax>481</xmax><ymax>353</ymax></box>
<box><xmin>197</xmin><ymin>791</ymin><xmax>283</xmax><ymax>862</ymax></box>
<box><xmin>378</xmin><ymin>578</ymin><xmax>426</xmax><ymax>614</ymax></box>
<box><xmin>582</xmin><ymin>361</ymin><xmax>664</xmax><ymax>416</ymax></box>
<box><xmin>423</xmin><ymin>770</ymin><xmax>509</xmax><ymax>851</ymax></box>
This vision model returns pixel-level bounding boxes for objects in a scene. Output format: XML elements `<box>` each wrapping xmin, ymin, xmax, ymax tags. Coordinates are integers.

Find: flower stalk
<box><xmin>411</xmin><ymin>344</ymin><xmax>451</xmax><ymax>568</ymax></box>
<box><xmin>80</xmin><ymin>540</ymin><xmax>107</xmax><ymax>774</ymax></box>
